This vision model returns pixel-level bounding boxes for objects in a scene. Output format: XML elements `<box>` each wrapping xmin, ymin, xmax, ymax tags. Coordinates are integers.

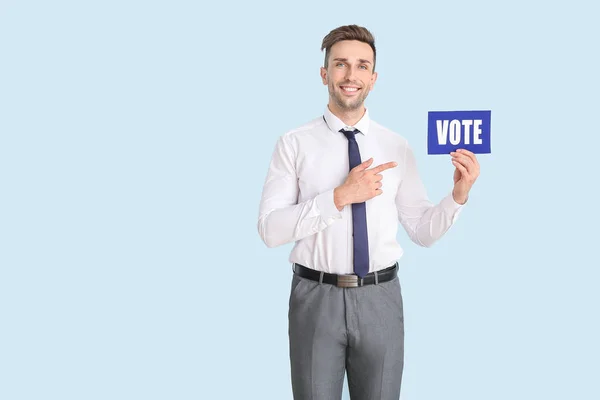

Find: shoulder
<box><xmin>267</xmin><ymin>116</ymin><xmax>327</xmax><ymax>160</ymax></box>
<box><xmin>274</xmin><ymin>116</ymin><xmax>327</xmax><ymax>150</ymax></box>
<box><xmin>281</xmin><ymin>116</ymin><xmax>325</xmax><ymax>140</ymax></box>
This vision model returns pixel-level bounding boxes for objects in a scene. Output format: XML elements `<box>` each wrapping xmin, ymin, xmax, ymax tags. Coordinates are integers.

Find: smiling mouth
<box><xmin>340</xmin><ymin>86</ymin><xmax>361</xmax><ymax>95</ymax></box>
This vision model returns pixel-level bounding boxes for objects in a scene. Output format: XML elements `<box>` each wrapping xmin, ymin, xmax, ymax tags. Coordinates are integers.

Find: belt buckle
<box><xmin>337</xmin><ymin>274</ymin><xmax>359</xmax><ymax>288</ymax></box>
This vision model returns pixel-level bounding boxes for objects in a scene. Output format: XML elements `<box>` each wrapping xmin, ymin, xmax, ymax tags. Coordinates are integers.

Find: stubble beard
<box><xmin>328</xmin><ymin>81</ymin><xmax>369</xmax><ymax>112</ymax></box>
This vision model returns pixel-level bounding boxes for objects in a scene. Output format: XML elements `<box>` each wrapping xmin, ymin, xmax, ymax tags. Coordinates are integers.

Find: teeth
<box><xmin>342</xmin><ymin>87</ymin><xmax>358</xmax><ymax>92</ymax></box>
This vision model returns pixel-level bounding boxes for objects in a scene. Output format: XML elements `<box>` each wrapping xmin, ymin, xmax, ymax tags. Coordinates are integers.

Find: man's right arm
<box><xmin>257</xmin><ymin>135</ymin><xmax>343</xmax><ymax>248</ymax></box>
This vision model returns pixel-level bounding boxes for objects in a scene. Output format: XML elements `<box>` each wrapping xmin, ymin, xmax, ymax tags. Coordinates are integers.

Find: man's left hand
<box><xmin>451</xmin><ymin>149</ymin><xmax>480</xmax><ymax>205</ymax></box>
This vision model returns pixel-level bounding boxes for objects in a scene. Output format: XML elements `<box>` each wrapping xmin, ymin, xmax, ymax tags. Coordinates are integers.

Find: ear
<box><xmin>320</xmin><ymin>67</ymin><xmax>328</xmax><ymax>85</ymax></box>
<box><xmin>369</xmin><ymin>71</ymin><xmax>378</xmax><ymax>90</ymax></box>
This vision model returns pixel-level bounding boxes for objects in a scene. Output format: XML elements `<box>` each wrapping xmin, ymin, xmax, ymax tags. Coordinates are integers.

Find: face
<box><xmin>320</xmin><ymin>40</ymin><xmax>378</xmax><ymax>112</ymax></box>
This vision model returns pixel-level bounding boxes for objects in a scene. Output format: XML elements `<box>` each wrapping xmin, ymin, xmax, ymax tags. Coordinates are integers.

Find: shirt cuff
<box><xmin>440</xmin><ymin>193</ymin><xmax>465</xmax><ymax>221</ymax></box>
<box><xmin>315</xmin><ymin>189</ymin><xmax>343</xmax><ymax>223</ymax></box>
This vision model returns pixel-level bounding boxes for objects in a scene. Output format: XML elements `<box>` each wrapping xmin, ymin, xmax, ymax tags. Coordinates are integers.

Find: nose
<box><xmin>344</xmin><ymin>65</ymin><xmax>357</xmax><ymax>82</ymax></box>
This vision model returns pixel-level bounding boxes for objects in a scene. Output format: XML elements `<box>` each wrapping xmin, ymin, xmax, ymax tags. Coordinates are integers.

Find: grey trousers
<box><xmin>288</xmin><ymin>269</ymin><xmax>405</xmax><ymax>400</ymax></box>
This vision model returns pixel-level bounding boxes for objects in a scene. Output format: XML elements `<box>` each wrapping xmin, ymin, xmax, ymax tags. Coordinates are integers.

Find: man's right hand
<box><xmin>333</xmin><ymin>158</ymin><xmax>398</xmax><ymax>211</ymax></box>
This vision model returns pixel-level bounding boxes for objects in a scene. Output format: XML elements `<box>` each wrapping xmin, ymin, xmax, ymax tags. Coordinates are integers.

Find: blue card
<box><xmin>427</xmin><ymin>110</ymin><xmax>491</xmax><ymax>154</ymax></box>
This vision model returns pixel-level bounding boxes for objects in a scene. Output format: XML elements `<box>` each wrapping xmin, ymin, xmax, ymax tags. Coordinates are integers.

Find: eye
<box><xmin>359</xmin><ymin>65</ymin><xmax>368</xmax><ymax>70</ymax></box>
<box><xmin>336</xmin><ymin>62</ymin><xmax>345</xmax><ymax>67</ymax></box>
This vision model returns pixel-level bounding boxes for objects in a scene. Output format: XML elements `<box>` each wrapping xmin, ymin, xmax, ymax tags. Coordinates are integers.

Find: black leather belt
<box><xmin>293</xmin><ymin>263</ymin><xmax>398</xmax><ymax>288</ymax></box>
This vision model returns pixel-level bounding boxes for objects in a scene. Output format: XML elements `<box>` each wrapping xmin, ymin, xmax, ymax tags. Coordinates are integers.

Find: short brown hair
<box><xmin>321</xmin><ymin>25</ymin><xmax>376</xmax><ymax>70</ymax></box>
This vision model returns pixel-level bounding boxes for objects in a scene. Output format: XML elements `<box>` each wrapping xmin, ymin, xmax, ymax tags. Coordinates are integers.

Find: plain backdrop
<box><xmin>1</xmin><ymin>0</ymin><xmax>599</xmax><ymax>399</ymax></box>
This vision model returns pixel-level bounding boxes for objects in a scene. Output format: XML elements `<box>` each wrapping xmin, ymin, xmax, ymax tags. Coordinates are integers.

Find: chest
<box><xmin>294</xmin><ymin>135</ymin><xmax>404</xmax><ymax>202</ymax></box>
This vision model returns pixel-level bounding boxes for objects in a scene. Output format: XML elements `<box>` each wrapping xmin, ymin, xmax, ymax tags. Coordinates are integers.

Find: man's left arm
<box><xmin>395</xmin><ymin>146</ymin><xmax>480</xmax><ymax>247</ymax></box>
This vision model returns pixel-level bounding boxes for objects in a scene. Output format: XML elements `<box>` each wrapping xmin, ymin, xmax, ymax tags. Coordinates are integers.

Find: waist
<box><xmin>293</xmin><ymin>262</ymin><xmax>398</xmax><ymax>288</ymax></box>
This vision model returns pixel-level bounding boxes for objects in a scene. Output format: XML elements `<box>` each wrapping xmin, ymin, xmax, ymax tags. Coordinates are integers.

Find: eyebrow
<box><xmin>333</xmin><ymin>57</ymin><xmax>372</xmax><ymax>65</ymax></box>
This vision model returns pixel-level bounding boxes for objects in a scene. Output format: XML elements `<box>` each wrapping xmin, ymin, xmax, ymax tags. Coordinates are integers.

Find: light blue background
<box><xmin>1</xmin><ymin>1</ymin><xmax>599</xmax><ymax>399</ymax></box>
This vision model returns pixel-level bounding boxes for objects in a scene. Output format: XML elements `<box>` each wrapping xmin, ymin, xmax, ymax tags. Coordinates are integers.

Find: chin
<box><xmin>341</xmin><ymin>100</ymin><xmax>363</xmax><ymax>111</ymax></box>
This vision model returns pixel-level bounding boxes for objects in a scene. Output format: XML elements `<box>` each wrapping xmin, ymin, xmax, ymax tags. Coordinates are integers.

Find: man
<box><xmin>257</xmin><ymin>25</ymin><xmax>480</xmax><ymax>400</ymax></box>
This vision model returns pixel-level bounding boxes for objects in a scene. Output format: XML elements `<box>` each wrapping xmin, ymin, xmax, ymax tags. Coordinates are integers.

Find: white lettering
<box><xmin>436</xmin><ymin>120</ymin><xmax>449</xmax><ymax>145</ymax></box>
<box><xmin>449</xmin><ymin>120</ymin><xmax>461</xmax><ymax>145</ymax></box>
<box><xmin>462</xmin><ymin>120</ymin><xmax>473</xmax><ymax>145</ymax></box>
<box><xmin>473</xmin><ymin>119</ymin><xmax>483</xmax><ymax>144</ymax></box>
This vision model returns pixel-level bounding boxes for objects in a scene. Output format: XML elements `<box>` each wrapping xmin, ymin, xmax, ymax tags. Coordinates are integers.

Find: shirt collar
<box><xmin>323</xmin><ymin>105</ymin><xmax>371</xmax><ymax>136</ymax></box>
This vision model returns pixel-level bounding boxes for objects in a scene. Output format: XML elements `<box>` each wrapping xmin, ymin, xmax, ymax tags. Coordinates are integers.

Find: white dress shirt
<box><xmin>257</xmin><ymin>106</ymin><xmax>464</xmax><ymax>275</ymax></box>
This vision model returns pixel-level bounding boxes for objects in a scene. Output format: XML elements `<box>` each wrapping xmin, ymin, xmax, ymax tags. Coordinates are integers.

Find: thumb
<box><xmin>356</xmin><ymin>157</ymin><xmax>374</xmax><ymax>170</ymax></box>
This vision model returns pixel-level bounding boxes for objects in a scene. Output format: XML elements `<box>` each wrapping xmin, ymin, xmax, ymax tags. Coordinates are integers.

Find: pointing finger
<box><xmin>370</xmin><ymin>161</ymin><xmax>398</xmax><ymax>174</ymax></box>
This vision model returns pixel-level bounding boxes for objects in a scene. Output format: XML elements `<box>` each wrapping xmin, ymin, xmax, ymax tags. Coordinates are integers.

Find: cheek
<box><xmin>358</xmin><ymin>73</ymin><xmax>372</xmax><ymax>87</ymax></box>
<box><xmin>329</xmin><ymin>70</ymin><xmax>346</xmax><ymax>83</ymax></box>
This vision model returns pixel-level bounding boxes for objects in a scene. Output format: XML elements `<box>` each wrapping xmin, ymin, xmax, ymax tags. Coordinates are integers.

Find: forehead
<box><xmin>329</xmin><ymin>40</ymin><xmax>374</xmax><ymax>63</ymax></box>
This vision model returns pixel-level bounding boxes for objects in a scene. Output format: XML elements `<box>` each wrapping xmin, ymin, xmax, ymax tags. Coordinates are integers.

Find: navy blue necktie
<box><xmin>340</xmin><ymin>128</ymin><xmax>370</xmax><ymax>278</ymax></box>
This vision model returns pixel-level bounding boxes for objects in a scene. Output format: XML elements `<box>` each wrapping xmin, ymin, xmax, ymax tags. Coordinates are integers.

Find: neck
<box><xmin>327</xmin><ymin>102</ymin><xmax>366</xmax><ymax>126</ymax></box>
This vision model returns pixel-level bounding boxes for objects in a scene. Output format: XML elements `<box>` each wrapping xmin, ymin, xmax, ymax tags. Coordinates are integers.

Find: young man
<box><xmin>257</xmin><ymin>25</ymin><xmax>480</xmax><ymax>400</ymax></box>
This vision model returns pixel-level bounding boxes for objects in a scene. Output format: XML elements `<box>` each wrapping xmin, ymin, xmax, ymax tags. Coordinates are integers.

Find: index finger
<box><xmin>369</xmin><ymin>161</ymin><xmax>398</xmax><ymax>174</ymax></box>
<box><xmin>456</xmin><ymin>149</ymin><xmax>478</xmax><ymax>165</ymax></box>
